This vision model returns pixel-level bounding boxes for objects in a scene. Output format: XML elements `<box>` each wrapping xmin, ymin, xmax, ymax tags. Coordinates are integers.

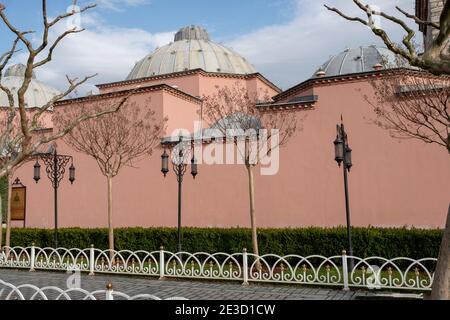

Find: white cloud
<box><xmin>13</xmin><ymin>13</ymin><xmax>173</xmax><ymax>95</ymax></box>
<box><xmin>227</xmin><ymin>0</ymin><xmax>419</xmax><ymax>90</ymax></box>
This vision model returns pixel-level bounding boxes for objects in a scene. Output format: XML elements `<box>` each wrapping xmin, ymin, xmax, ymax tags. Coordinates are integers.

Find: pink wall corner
<box><xmin>245</xmin><ymin>77</ymin><xmax>280</xmax><ymax>101</ymax></box>
<box><xmin>197</xmin><ymin>75</ymin><xmax>280</xmax><ymax>100</ymax></box>
<box><xmin>162</xmin><ymin>91</ymin><xmax>201</xmax><ymax>135</ymax></box>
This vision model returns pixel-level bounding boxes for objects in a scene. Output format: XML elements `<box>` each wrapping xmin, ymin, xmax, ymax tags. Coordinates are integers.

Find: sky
<box><xmin>0</xmin><ymin>0</ymin><xmax>420</xmax><ymax>93</ymax></box>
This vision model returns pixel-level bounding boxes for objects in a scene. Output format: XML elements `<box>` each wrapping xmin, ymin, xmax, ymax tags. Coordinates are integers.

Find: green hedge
<box><xmin>4</xmin><ymin>227</ymin><xmax>442</xmax><ymax>259</ymax></box>
<box><xmin>0</xmin><ymin>176</ymin><xmax>7</xmax><ymax>223</ymax></box>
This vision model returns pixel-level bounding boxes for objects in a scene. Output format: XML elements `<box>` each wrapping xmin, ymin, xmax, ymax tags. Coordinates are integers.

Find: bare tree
<box><xmin>325</xmin><ymin>0</ymin><xmax>450</xmax><ymax>299</ymax></box>
<box><xmin>57</xmin><ymin>98</ymin><xmax>166</xmax><ymax>255</ymax></box>
<box><xmin>365</xmin><ymin>69</ymin><xmax>449</xmax><ymax>153</ymax></box>
<box><xmin>0</xmin><ymin>175</ymin><xmax>6</xmax><ymax>249</ymax></box>
<box><xmin>0</xmin><ymin>1</ymin><xmax>134</xmax><ymax>252</ymax></box>
<box><xmin>364</xmin><ymin>69</ymin><xmax>449</xmax><ymax>299</ymax></box>
<box><xmin>0</xmin><ymin>0</ymin><xmax>128</xmax><ymax>179</ymax></box>
<box><xmin>202</xmin><ymin>83</ymin><xmax>300</xmax><ymax>266</ymax></box>
<box><xmin>324</xmin><ymin>0</ymin><xmax>450</xmax><ymax>75</ymax></box>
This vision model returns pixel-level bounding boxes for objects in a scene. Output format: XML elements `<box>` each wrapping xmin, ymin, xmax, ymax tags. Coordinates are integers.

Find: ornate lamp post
<box><xmin>33</xmin><ymin>146</ymin><xmax>75</xmax><ymax>248</ymax></box>
<box><xmin>333</xmin><ymin>118</ymin><xmax>354</xmax><ymax>269</ymax></box>
<box><xmin>161</xmin><ymin>137</ymin><xmax>197</xmax><ymax>253</ymax></box>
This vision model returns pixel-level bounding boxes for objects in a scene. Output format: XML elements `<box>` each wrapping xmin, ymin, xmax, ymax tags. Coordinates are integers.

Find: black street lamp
<box><xmin>161</xmin><ymin>137</ymin><xmax>197</xmax><ymax>253</ymax></box>
<box><xmin>33</xmin><ymin>146</ymin><xmax>75</xmax><ymax>248</ymax></box>
<box><xmin>333</xmin><ymin>118</ymin><xmax>354</xmax><ymax>269</ymax></box>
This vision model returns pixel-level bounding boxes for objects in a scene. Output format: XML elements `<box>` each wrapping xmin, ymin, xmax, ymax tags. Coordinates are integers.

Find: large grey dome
<box><xmin>312</xmin><ymin>46</ymin><xmax>403</xmax><ymax>78</ymax></box>
<box><xmin>0</xmin><ymin>64</ymin><xmax>60</xmax><ymax>108</ymax></box>
<box><xmin>127</xmin><ymin>25</ymin><xmax>257</xmax><ymax>80</ymax></box>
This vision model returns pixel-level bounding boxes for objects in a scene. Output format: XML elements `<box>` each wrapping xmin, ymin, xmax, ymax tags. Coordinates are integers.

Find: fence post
<box><xmin>242</xmin><ymin>248</ymin><xmax>249</xmax><ymax>286</ymax></box>
<box><xmin>29</xmin><ymin>243</ymin><xmax>35</xmax><ymax>272</ymax></box>
<box><xmin>89</xmin><ymin>244</ymin><xmax>95</xmax><ymax>276</ymax></box>
<box><xmin>106</xmin><ymin>283</ymin><xmax>113</xmax><ymax>300</ymax></box>
<box><xmin>342</xmin><ymin>250</ymin><xmax>349</xmax><ymax>291</ymax></box>
<box><xmin>159</xmin><ymin>246</ymin><xmax>165</xmax><ymax>280</ymax></box>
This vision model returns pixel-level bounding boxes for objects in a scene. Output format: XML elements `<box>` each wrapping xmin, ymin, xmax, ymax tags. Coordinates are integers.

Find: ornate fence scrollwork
<box><xmin>0</xmin><ymin>245</ymin><xmax>437</xmax><ymax>292</ymax></box>
<box><xmin>0</xmin><ymin>279</ymin><xmax>188</xmax><ymax>300</ymax></box>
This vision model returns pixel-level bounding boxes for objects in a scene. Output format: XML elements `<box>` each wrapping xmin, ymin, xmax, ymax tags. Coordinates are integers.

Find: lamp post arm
<box><xmin>34</xmin><ymin>153</ymin><xmax>72</xmax><ymax>188</ymax></box>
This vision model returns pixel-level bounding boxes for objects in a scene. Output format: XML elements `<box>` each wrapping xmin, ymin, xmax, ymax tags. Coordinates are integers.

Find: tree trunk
<box><xmin>429</xmin><ymin>204</ymin><xmax>450</xmax><ymax>300</ymax></box>
<box><xmin>5</xmin><ymin>174</ymin><xmax>12</xmax><ymax>253</ymax></box>
<box><xmin>246</xmin><ymin>164</ymin><xmax>261</xmax><ymax>271</ymax></box>
<box><xmin>107</xmin><ymin>175</ymin><xmax>114</xmax><ymax>260</ymax></box>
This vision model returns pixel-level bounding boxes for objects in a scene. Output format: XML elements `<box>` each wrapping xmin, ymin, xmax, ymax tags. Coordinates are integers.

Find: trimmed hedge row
<box><xmin>4</xmin><ymin>227</ymin><xmax>443</xmax><ymax>259</ymax></box>
<box><xmin>0</xmin><ymin>176</ymin><xmax>7</xmax><ymax>223</ymax></box>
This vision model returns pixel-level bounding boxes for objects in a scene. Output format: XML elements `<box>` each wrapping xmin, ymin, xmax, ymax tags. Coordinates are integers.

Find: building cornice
<box><xmin>55</xmin><ymin>83</ymin><xmax>202</xmax><ymax>107</ymax></box>
<box><xmin>273</xmin><ymin>68</ymin><xmax>429</xmax><ymax>102</ymax></box>
<box><xmin>200</xmin><ymin>70</ymin><xmax>282</xmax><ymax>94</ymax></box>
<box><xmin>257</xmin><ymin>96</ymin><xmax>318</xmax><ymax>110</ymax></box>
<box><xmin>96</xmin><ymin>68</ymin><xmax>282</xmax><ymax>94</ymax></box>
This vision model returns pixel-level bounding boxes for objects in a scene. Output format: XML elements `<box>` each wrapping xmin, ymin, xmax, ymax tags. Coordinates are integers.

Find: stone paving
<box><xmin>0</xmin><ymin>269</ymin><xmax>415</xmax><ymax>300</ymax></box>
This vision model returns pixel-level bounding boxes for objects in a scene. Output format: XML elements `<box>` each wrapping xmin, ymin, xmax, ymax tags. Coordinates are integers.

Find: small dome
<box><xmin>0</xmin><ymin>64</ymin><xmax>60</xmax><ymax>108</ymax></box>
<box><xmin>4</xmin><ymin>63</ymin><xmax>36</xmax><ymax>79</ymax></box>
<box><xmin>311</xmin><ymin>46</ymin><xmax>405</xmax><ymax>78</ymax></box>
<box><xmin>126</xmin><ymin>25</ymin><xmax>256</xmax><ymax>80</ymax></box>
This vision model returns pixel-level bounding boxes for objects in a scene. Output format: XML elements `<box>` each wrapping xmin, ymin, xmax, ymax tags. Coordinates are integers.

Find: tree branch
<box><xmin>38</xmin><ymin>95</ymin><xmax>131</xmax><ymax>145</ymax></box>
<box><xmin>324</xmin><ymin>0</ymin><xmax>450</xmax><ymax>75</ymax></box>
<box><xmin>0</xmin><ymin>0</ymin><xmax>99</xmax><ymax>179</ymax></box>
<box><xmin>34</xmin><ymin>27</ymin><xmax>85</xmax><ymax>68</ymax></box>
<box><xmin>396</xmin><ymin>6</ymin><xmax>440</xmax><ymax>30</ymax></box>
<box><xmin>30</xmin><ymin>74</ymin><xmax>98</xmax><ymax>130</ymax></box>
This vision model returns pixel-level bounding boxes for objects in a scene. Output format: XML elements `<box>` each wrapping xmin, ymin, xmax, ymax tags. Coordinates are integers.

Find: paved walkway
<box><xmin>0</xmin><ymin>269</ymin><xmax>366</xmax><ymax>300</ymax></box>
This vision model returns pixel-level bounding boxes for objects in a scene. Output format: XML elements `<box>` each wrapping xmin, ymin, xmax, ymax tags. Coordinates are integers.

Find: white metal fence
<box><xmin>0</xmin><ymin>245</ymin><xmax>437</xmax><ymax>292</ymax></box>
<box><xmin>0</xmin><ymin>279</ymin><xmax>188</xmax><ymax>300</ymax></box>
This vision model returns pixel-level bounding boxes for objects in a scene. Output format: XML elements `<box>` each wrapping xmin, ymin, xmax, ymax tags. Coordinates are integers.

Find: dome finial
<box><xmin>174</xmin><ymin>25</ymin><xmax>210</xmax><ymax>42</ymax></box>
<box><xmin>316</xmin><ymin>68</ymin><xmax>326</xmax><ymax>77</ymax></box>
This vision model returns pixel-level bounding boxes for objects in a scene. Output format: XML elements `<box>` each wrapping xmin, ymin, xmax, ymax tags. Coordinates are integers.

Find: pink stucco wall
<box><xmin>0</xmin><ymin>108</ymin><xmax>53</xmax><ymax>129</ymax></box>
<box><xmin>162</xmin><ymin>91</ymin><xmax>201</xmax><ymax>134</ymax></box>
<box><xmin>99</xmin><ymin>73</ymin><xmax>201</xmax><ymax>97</ymax></box>
<box><xmin>98</xmin><ymin>71</ymin><xmax>280</xmax><ymax>101</ymax></box>
<box><xmin>11</xmin><ymin>73</ymin><xmax>450</xmax><ymax>230</ymax></box>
